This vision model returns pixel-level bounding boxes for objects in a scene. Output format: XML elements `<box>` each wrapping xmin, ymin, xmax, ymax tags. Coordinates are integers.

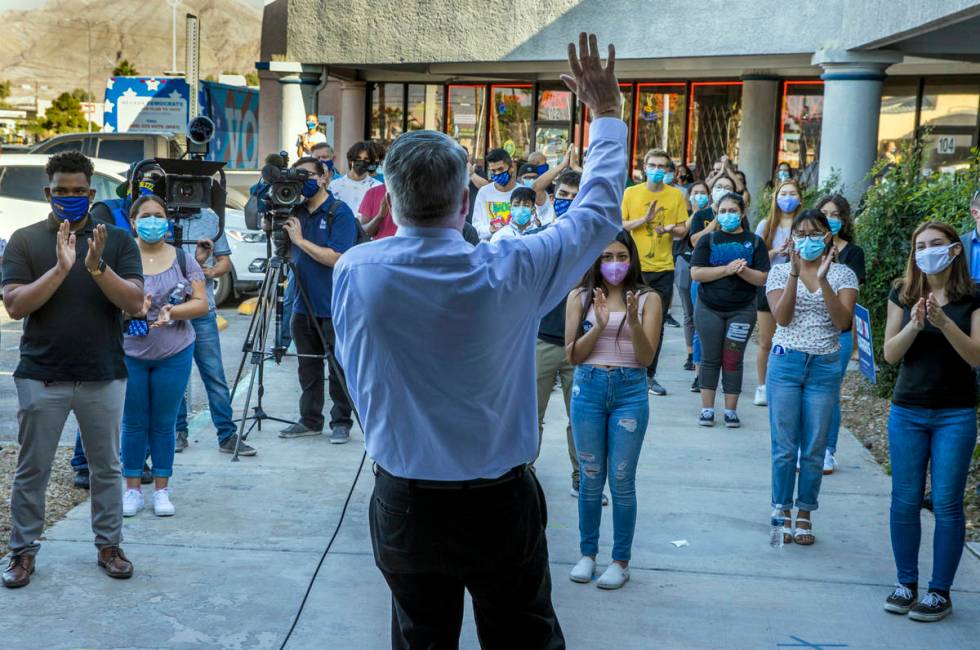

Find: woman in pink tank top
<box><xmin>563</xmin><ymin>230</ymin><xmax>661</xmax><ymax>590</ymax></box>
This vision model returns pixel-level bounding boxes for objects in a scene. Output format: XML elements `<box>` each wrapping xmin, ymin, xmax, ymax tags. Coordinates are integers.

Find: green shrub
<box><xmin>855</xmin><ymin>141</ymin><xmax>980</xmax><ymax>397</ymax></box>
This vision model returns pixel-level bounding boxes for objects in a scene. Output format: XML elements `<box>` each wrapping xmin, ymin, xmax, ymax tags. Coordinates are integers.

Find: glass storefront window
<box><xmin>370</xmin><ymin>83</ymin><xmax>404</xmax><ymax>147</ymax></box>
<box><xmin>877</xmin><ymin>78</ymin><xmax>919</xmax><ymax>164</ymax></box>
<box><xmin>578</xmin><ymin>84</ymin><xmax>633</xmax><ymax>156</ymax></box>
<box><xmin>489</xmin><ymin>85</ymin><xmax>533</xmax><ymax>160</ymax></box>
<box><xmin>632</xmin><ymin>83</ymin><xmax>687</xmax><ymax>173</ymax></box>
<box><xmin>407</xmin><ymin>84</ymin><xmax>444</xmax><ymax>132</ymax></box>
<box><xmin>447</xmin><ymin>85</ymin><xmax>487</xmax><ymax>157</ymax></box>
<box><xmin>534</xmin><ymin>127</ymin><xmax>570</xmax><ymax>167</ymax></box>
<box><xmin>919</xmin><ymin>80</ymin><xmax>980</xmax><ymax>173</ymax></box>
<box><xmin>537</xmin><ymin>89</ymin><xmax>572</xmax><ymax>122</ymax></box>
<box><xmin>778</xmin><ymin>81</ymin><xmax>823</xmax><ymax>173</ymax></box>
<box><xmin>688</xmin><ymin>82</ymin><xmax>742</xmax><ymax>175</ymax></box>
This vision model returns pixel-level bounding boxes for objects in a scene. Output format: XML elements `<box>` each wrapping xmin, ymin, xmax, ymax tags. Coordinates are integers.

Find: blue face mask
<box><xmin>306</xmin><ymin>121</ymin><xmax>317</xmax><ymax>130</ymax></box>
<box><xmin>777</xmin><ymin>195</ymin><xmax>801</xmax><ymax>213</ymax></box>
<box><xmin>827</xmin><ymin>217</ymin><xmax>842</xmax><ymax>235</ymax></box>
<box><xmin>51</xmin><ymin>195</ymin><xmax>90</xmax><ymax>223</ymax></box>
<box><xmin>325</xmin><ymin>160</ymin><xmax>335</xmax><ymax>172</ymax></box>
<box><xmin>301</xmin><ymin>178</ymin><xmax>320</xmax><ymax>198</ymax></box>
<box><xmin>491</xmin><ymin>171</ymin><xmax>511</xmax><ymax>186</ymax></box>
<box><xmin>511</xmin><ymin>205</ymin><xmax>533</xmax><ymax>227</ymax></box>
<box><xmin>692</xmin><ymin>193</ymin><xmax>710</xmax><ymax>210</ymax></box>
<box><xmin>553</xmin><ymin>198</ymin><xmax>573</xmax><ymax>218</ymax></box>
<box><xmin>777</xmin><ymin>169</ymin><xmax>790</xmax><ymax>182</ymax></box>
<box><xmin>794</xmin><ymin>235</ymin><xmax>827</xmax><ymax>261</ymax></box>
<box><xmin>520</xmin><ymin>178</ymin><xmax>535</xmax><ymax>189</ymax></box>
<box><xmin>645</xmin><ymin>168</ymin><xmax>665</xmax><ymax>184</ymax></box>
<box><xmin>536</xmin><ymin>163</ymin><xmax>549</xmax><ymax>175</ymax></box>
<box><xmin>717</xmin><ymin>211</ymin><xmax>742</xmax><ymax>233</ymax></box>
<box><xmin>663</xmin><ymin>172</ymin><xmax>675</xmax><ymax>185</ymax></box>
<box><xmin>136</xmin><ymin>216</ymin><xmax>169</xmax><ymax>244</ymax></box>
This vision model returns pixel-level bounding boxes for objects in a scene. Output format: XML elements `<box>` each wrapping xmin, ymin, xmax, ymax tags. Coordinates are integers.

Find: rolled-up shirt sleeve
<box><xmin>508</xmin><ymin>117</ymin><xmax>628</xmax><ymax>313</ymax></box>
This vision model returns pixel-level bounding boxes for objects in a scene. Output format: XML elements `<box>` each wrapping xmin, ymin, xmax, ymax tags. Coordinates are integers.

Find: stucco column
<box><xmin>336</xmin><ymin>81</ymin><xmax>367</xmax><ymax>170</ymax></box>
<box><xmin>738</xmin><ymin>75</ymin><xmax>780</xmax><ymax>219</ymax></box>
<box><xmin>278</xmin><ymin>72</ymin><xmax>322</xmax><ymax>158</ymax></box>
<box><xmin>813</xmin><ymin>49</ymin><xmax>902</xmax><ymax>203</ymax></box>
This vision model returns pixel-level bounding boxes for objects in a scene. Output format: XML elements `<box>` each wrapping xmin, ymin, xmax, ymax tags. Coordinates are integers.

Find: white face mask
<box><xmin>915</xmin><ymin>243</ymin><xmax>957</xmax><ymax>275</ymax></box>
<box><xmin>712</xmin><ymin>186</ymin><xmax>730</xmax><ymax>203</ymax></box>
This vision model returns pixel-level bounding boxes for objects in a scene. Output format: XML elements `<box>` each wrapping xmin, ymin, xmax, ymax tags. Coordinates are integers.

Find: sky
<box><xmin>0</xmin><ymin>0</ymin><xmax>267</xmax><ymax>11</ymax></box>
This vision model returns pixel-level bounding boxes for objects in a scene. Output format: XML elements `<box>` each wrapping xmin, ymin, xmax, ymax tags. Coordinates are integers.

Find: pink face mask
<box><xmin>600</xmin><ymin>261</ymin><xmax>629</xmax><ymax>286</ymax></box>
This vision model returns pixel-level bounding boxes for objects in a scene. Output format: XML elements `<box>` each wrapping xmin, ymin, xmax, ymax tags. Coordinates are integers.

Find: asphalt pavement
<box><xmin>0</xmin><ymin>304</ymin><xmax>978</xmax><ymax>649</ymax></box>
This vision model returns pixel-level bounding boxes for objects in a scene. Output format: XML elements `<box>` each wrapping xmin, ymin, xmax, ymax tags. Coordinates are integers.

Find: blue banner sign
<box><xmin>853</xmin><ymin>303</ymin><xmax>876</xmax><ymax>384</ymax></box>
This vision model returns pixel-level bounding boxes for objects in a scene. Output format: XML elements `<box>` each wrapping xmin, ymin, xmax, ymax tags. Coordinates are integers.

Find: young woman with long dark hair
<box><xmin>565</xmin><ymin>230</ymin><xmax>661</xmax><ymax>590</ymax></box>
<box><xmin>754</xmin><ymin>179</ymin><xmax>803</xmax><ymax>406</ymax></box>
<box><xmin>766</xmin><ymin>209</ymin><xmax>858</xmax><ymax>546</ymax></box>
<box><xmin>815</xmin><ymin>194</ymin><xmax>866</xmax><ymax>474</ymax></box>
<box><xmin>881</xmin><ymin>221</ymin><xmax>980</xmax><ymax>622</ymax></box>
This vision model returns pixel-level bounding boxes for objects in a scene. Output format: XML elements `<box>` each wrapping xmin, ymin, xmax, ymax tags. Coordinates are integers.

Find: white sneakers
<box><xmin>122</xmin><ymin>488</ymin><xmax>144</xmax><ymax>517</ymax></box>
<box><xmin>123</xmin><ymin>487</ymin><xmax>175</xmax><ymax>517</ymax></box>
<box><xmin>597</xmin><ymin>563</ymin><xmax>630</xmax><ymax>589</ymax></box>
<box><xmin>569</xmin><ymin>557</ymin><xmax>630</xmax><ymax>589</ymax></box>
<box><xmin>823</xmin><ymin>449</ymin><xmax>839</xmax><ymax>475</ymax></box>
<box><xmin>569</xmin><ymin>556</ymin><xmax>596</xmax><ymax>583</ymax></box>
<box><xmin>753</xmin><ymin>385</ymin><xmax>767</xmax><ymax>406</ymax></box>
<box><xmin>153</xmin><ymin>488</ymin><xmax>176</xmax><ymax>516</ymax></box>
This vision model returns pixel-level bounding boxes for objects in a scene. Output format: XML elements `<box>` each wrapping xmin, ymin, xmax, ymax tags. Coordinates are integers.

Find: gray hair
<box><xmin>384</xmin><ymin>130</ymin><xmax>468</xmax><ymax>226</ymax></box>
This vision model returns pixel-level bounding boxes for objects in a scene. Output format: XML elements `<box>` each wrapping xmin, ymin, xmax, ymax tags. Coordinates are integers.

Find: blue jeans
<box><xmin>175</xmin><ymin>310</ymin><xmax>237</xmax><ymax>443</ymax></box>
<box><xmin>570</xmin><ymin>365</ymin><xmax>649</xmax><ymax>562</ymax></box>
<box><xmin>70</xmin><ymin>432</ymin><xmax>88</xmax><ymax>471</ymax></box>
<box><xmin>121</xmin><ymin>344</ymin><xmax>195</xmax><ymax>479</ymax></box>
<box><xmin>768</xmin><ymin>349</ymin><xmax>842</xmax><ymax>511</ymax></box>
<box><xmin>888</xmin><ymin>404</ymin><xmax>977</xmax><ymax>591</ymax></box>
<box><xmin>826</xmin><ymin>331</ymin><xmax>853</xmax><ymax>453</ymax></box>
<box><xmin>690</xmin><ymin>280</ymin><xmax>701</xmax><ymax>364</ymax></box>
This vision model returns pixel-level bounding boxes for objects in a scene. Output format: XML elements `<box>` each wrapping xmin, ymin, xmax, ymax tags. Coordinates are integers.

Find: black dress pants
<box><xmin>370</xmin><ymin>467</ymin><xmax>565</xmax><ymax>650</ymax></box>
<box><xmin>291</xmin><ymin>313</ymin><xmax>353</xmax><ymax>430</ymax></box>
<box><xmin>641</xmin><ymin>270</ymin><xmax>674</xmax><ymax>377</ymax></box>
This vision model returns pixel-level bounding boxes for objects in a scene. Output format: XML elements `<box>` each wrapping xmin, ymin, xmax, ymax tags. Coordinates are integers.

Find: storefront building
<box><xmin>257</xmin><ymin>0</ymin><xmax>980</xmax><ymax>207</ymax></box>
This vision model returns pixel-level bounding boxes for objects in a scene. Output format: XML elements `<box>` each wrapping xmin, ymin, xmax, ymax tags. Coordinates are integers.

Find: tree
<box><xmin>0</xmin><ymin>79</ymin><xmax>10</xmax><ymax>109</ymax></box>
<box><xmin>245</xmin><ymin>71</ymin><xmax>259</xmax><ymax>87</ymax></box>
<box><xmin>34</xmin><ymin>91</ymin><xmax>96</xmax><ymax>136</ymax></box>
<box><xmin>71</xmin><ymin>88</ymin><xmax>94</xmax><ymax>102</ymax></box>
<box><xmin>113</xmin><ymin>59</ymin><xmax>139</xmax><ymax>76</ymax></box>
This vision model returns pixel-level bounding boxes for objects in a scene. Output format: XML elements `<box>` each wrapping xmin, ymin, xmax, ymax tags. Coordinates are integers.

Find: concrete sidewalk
<box><xmin>1</xmin><ymin>313</ymin><xmax>978</xmax><ymax>649</ymax></box>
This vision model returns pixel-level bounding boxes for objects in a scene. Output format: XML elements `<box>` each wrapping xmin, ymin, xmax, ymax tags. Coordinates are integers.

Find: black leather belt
<box><xmin>373</xmin><ymin>463</ymin><xmax>527</xmax><ymax>490</ymax></box>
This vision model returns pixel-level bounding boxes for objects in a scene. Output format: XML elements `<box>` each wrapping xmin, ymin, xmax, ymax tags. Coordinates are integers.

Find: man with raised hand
<box><xmin>332</xmin><ymin>33</ymin><xmax>625</xmax><ymax>649</ymax></box>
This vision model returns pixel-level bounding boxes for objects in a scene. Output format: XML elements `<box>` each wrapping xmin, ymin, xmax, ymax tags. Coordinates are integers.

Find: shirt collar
<box><xmin>972</xmin><ymin>229</ymin><xmax>980</xmax><ymax>244</ymax></box>
<box><xmin>395</xmin><ymin>226</ymin><xmax>464</xmax><ymax>241</ymax></box>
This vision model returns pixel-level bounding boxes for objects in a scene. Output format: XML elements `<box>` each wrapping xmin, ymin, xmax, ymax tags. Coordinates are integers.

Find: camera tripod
<box><xmin>226</xmin><ymin>232</ymin><xmax>340</xmax><ymax>461</ymax></box>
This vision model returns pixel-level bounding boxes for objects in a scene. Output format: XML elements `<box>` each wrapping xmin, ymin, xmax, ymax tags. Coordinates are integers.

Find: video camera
<box><xmin>129</xmin><ymin>116</ymin><xmax>226</xmax><ymax>246</ymax></box>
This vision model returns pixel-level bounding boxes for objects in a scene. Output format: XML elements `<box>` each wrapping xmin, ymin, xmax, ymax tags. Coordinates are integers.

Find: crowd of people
<box><xmin>0</xmin><ymin>32</ymin><xmax>976</xmax><ymax>646</ymax></box>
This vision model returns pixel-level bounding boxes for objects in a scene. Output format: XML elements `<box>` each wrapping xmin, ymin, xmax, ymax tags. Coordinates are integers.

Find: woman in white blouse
<box><xmin>765</xmin><ymin>209</ymin><xmax>858</xmax><ymax>545</ymax></box>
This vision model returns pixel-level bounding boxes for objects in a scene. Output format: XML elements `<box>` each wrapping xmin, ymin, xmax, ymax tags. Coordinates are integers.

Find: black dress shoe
<box><xmin>73</xmin><ymin>468</ymin><xmax>90</xmax><ymax>490</ymax></box>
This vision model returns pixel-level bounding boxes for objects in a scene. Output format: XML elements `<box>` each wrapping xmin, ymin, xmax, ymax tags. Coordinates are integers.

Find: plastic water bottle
<box><xmin>769</xmin><ymin>509</ymin><xmax>784</xmax><ymax>549</ymax></box>
<box><xmin>168</xmin><ymin>282</ymin><xmax>186</xmax><ymax>306</ymax></box>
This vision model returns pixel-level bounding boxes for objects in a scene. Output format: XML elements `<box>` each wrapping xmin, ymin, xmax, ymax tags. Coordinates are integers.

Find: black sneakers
<box><xmin>908</xmin><ymin>591</ymin><xmax>952</xmax><ymax>622</ymax></box>
<box><xmin>73</xmin><ymin>468</ymin><xmax>90</xmax><ymax>490</ymax></box>
<box><xmin>698</xmin><ymin>409</ymin><xmax>714</xmax><ymax>427</ymax></box>
<box><xmin>884</xmin><ymin>584</ymin><xmax>917</xmax><ymax>615</ymax></box>
<box><xmin>648</xmin><ymin>378</ymin><xmax>667</xmax><ymax>396</ymax></box>
<box><xmin>690</xmin><ymin>377</ymin><xmax>700</xmax><ymax>393</ymax></box>
<box><xmin>724</xmin><ymin>412</ymin><xmax>741</xmax><ymax>428</ymax></box>
<box><xmin>664</xmin><ymin>313</ymin><xmax>681</xmax><ymax>328</ymax></box>
<box><xmin>219</xmin><ymin>434</ymin><xmax>257</xmax><ymax>456</ymax></box>
<box><xmin>683</xmin><ymin>354</ymin><xmax>695</xmax><ymax>371</ymax></box>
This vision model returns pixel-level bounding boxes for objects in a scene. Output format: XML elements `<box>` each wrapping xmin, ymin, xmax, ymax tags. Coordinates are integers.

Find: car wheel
<box><xmin>213</xmin><ymin>272</ymin><xmax>233</xmax><ymax>307</ymax></box>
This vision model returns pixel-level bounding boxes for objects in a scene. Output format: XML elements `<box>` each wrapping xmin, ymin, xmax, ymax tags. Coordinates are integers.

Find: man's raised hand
<box><xmin>560</xmin><ymin>33</ymin><xmax>621</xmax><ymax>119</ymax></box>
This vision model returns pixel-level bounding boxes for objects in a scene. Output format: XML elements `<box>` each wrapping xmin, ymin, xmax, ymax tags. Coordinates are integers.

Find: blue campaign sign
<box><xmin>200</xmin><ymin>81</ymin><xmax>259</xmax><ymax>170</ymax></box>
<box><xmin>102</xmin><ymin>76</ymin><xmax>199</xmax><ymax>134</ymax></box>
<box><xmin>853</xmin><ymin>303</ymin><xmax>876</xmax><ymax>384</ymax></box>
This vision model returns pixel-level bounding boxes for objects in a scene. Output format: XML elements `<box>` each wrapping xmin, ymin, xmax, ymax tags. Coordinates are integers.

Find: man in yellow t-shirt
<box><xmin>622</xmin><ymin>148</ymin><xmax>689</xmax><ymax>396</ymax></box>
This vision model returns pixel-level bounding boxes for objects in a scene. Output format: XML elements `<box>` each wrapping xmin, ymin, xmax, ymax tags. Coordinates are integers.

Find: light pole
<box><xmin>167</xmin><ymin>0</ymin><xmax>181</xmax><ymax>75</ymax></box>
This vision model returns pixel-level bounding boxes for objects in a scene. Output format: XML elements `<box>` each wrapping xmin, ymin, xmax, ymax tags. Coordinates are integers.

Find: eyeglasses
<box><xmin>792</xmin><ymin>234</ymin><xmax>826</xmax><ymax>243</ymax></box>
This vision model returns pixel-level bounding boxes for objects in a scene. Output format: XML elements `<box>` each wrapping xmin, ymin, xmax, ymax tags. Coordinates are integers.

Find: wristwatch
<box><xmin>88</xmin><ymin>258</ymin><xmax>106</xmax><ymax>276</ymax></box>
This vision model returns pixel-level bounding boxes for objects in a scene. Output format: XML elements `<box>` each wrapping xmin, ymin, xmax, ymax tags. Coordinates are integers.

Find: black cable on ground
<box><xmin>279</xmin><ymin>448</ymin><xmax>368</xmax><ymax>649</ymax></box>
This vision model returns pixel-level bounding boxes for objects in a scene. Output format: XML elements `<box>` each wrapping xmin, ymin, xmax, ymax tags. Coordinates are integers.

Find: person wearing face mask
<box><xmin>622</xmin><ymin>148</ymin><xmax>689</xmax><ymax>396</ymax></box>
<box><xmin>120</xmin><ymin>195</ymin><xmax>209</xmax><ymax>518</ymax></box>
<box><xmin>366</xmin><ymin>140</ymin><xmax>386</xmax><ymax>182</ymax></box>
<box><xmin>2</xmin><ymin>151</ymin><xmax>145</xmax><ymax>588</ymax></box>
<box><xmin>767</xmin><ymin>162</ymin><xmax>794</xmax><ymax>190</ymax></box>
<box><xmin>472</xmin><ymin>147</ymin><xmax>518</xmax><ymax>240</ymax></box>
<box><xmin>815</xmin><ymin>194</ymin><xmax>866</xmax><ymax>474</ymax></box>
<box><xmin>516</xmin><ymin>162</ymin><xmax>555</xmax><ymax>226</ymax></box>
<box><xmin>296</xmin><ymin>113</ymin><xmax>327</xmax><ymax>158</ymax></box>
<box><xmin>565</xmin><ymin>230</ymin><xmax>661</xmax><ymax>589</ymax></box>
<box><xmin>679</xmin><ymin>180</ymin><xmax>713</xmax><ymax>380</ymax></box>
<box><xmin>490</xmin><ymin>187</ymin><xmax>539</xmax><ymax>243</ymax></box>
<box><xmin>310</xmin><ymin>142</ymin><xmax>343</xmax><ymax>181</ymax></box>
<box><xmin>754</xmin><ymin>179</ymin><xmax>804</xmax><ymax>407</ymax></box>
<box><xmin>670</xmin><ymin>180</ymin><xmax>709</xmax><ymax>376</ymax></box>
<box><xmin>690</xmin><ymin>193</ymin><xmax>770</xmax><ymax>427</ymax></box>
<box><xmin>328</xmin><ymin>141</ymin><xmax>382</xmax><ymax>216</ymax></box>
<box><xmin>957</xmin><ymin>189</ymin><xmax>980</xmax><ymax>282</ymax></box>
<box><xmin>765</xmin><ymin>209</ymin><xmax>858</xmax><ymax>547</ymax></box>
<box><xmin>280</xmin><ymin>157</ymin><xmax>358</xmax><ymax>443</ymax></box>
<box><xmin>675</xmin><ymin>164</ymin><xmax>694</xmax><ymax>191</ymax></box>
<box><xmin>881</xmin><ymin>221</ymin><xmax>980</xmax><ymax>623</ymax></box>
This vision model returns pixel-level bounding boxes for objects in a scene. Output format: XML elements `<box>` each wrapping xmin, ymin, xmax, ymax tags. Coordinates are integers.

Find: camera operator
<box><xmin>172</xmin><ymin>202</ymin><xmax>257</xmax><ymax>457</ymax></box>
<box><xmin>2</xmin><ymin>150</ymin><xmax>144</xmax><ymax>588</ymax></box>
<box><xmin>279</xmin><ymin>156</ymin><xmax>357</xmax><ymax>443</ymax></box>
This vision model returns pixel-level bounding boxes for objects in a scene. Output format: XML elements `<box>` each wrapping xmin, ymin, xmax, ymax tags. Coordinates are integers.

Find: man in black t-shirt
<box><xmin>1</xmin><ymin>151</ymin><xmax>145</xmax><ymax>589</ymax></box>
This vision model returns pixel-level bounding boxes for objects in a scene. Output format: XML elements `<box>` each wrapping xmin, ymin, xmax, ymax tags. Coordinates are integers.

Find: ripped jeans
<box><xmin>570</xmin><ymin>365</ymin><xmax>649</xmax><ymax>562</ymax></box>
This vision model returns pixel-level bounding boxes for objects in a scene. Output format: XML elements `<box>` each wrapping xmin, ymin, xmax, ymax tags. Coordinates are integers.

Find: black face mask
<box><xmin>352</xmin><ymin>160</ymin><xmax>370</xmax><ymax>175</ymax></box>
<box><xmin>367</xmin><ymin>163</ymin><xmax>379</xmax><ymax>173</ymax></box>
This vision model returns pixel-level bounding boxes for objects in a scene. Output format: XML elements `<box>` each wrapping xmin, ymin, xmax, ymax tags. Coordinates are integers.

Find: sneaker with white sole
<box><xmin>569</xmin><ymin>556</ymin><xmax>595</xmax><ymax>583</ymax></box>
<box><xmin>153</xmin><ymin>488</ymin><xmax>175</xmax><ymax>517</ymax></box>
<box><xmin>724</xmin><ymin>412</ymin><xmax>741</xmax><ymax>428</ymax></box>
<box><xmin>122</xmin><ymin>488</ymin><xmax>144</xmax><ymax>517</ymax></box>
<box><xmin>823</xmin><ymin>449</ymin><xmax>838</xmax><ymax>475</ymax></box>
<box><xmin>908</xmin><ymin>591</ymin><xmax>952</xmax><ymax>622</ymax></box>
<box><xmin>699</xmin><ymin>409</ymin><xmax>715</xmax><ymax>427</ymax></box>
<box><xmin>753</xmin><ymin>385</ymin><xmax>767</xmax><ymax>406</ymax></box>
<box><xmin>596</xmin><ymin>563</ymin><xmax>630</xmax><ymax>589</ymax></box>
<box><xmin>884</xmin><ymin>584</ymin><xmax>917</xmax><ymax>615</ymax></box>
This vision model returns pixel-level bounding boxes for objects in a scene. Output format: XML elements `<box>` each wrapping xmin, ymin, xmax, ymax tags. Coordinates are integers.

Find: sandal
<box><xmin>780</xmin><ymin>511</ymin><xmax>793</xmax><ymax>544</ymax></box>
<box><xmin>793</xmin><ymin>514</ymin><xmax>815</xmax><ymax>545</ymax></box>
